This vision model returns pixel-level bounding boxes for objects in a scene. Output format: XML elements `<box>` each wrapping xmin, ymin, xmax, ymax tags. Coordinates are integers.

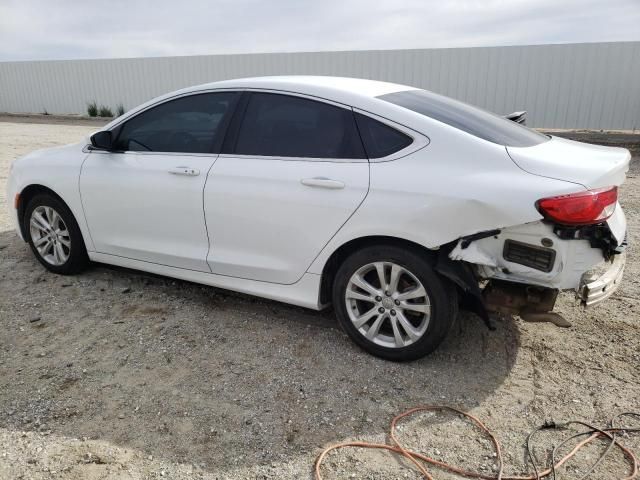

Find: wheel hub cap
<box><xmin>381</xmin><ymin>296</ymin><xmax>395</xmax><ymax>309</ymax></box>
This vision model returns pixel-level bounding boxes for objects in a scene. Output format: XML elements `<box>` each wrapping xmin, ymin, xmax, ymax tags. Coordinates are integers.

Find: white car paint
<box><xmin>6</xmin><ymin>76</ymin><xmax>629</xmax><ymax>310</ymax></box>
<box><xmin>507</xmin><ymin>136</ymin><xmax>630</xmax><ymax>189</ymax></box>
<box><xmin>204</xmin><ymin>155</ymin><xmax>369</xmax><ymax>284</ymax></box>
<box><xmin>307</xmin><ymin>132</ymin><xmax>605</xmax><ymax>278</ymax></box>
<box><xmin>7</xmin><ymin>143</ymin><xmax>95</xmax><ymax>250</ymax></box>
<box><xmin>80</xmin><ymin>149</ymin><xmax>216</xmax><ymax>272</ymax></box>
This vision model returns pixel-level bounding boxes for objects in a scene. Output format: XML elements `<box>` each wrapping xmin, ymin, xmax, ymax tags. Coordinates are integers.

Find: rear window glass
<box><xmin>355</xmin><ymin>113</ymin><xmax>413</xmax><ymax>158</ymax></box>
<box><xmin>378</xmin><ymin>90</ymin><xmax>549</xmax><ymax>148</ymax></box>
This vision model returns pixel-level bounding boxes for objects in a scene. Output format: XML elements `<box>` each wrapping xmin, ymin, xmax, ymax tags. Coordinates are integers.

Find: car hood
<box><xmin>506</xmin><ymin>136</ymin><xmax>630</xmax><ymax>189</ymax></box>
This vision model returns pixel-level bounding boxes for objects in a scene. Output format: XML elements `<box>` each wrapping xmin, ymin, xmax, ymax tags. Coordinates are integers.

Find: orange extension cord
<box><xmin>314</xmin><ymin>406</ymin><xmax>640</xmax><ymax>480</ymax></box>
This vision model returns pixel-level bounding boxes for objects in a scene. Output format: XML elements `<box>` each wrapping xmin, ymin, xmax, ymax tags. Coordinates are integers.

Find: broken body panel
<box><xmin>450</xmin><ymin>206</ymin><xmax>626</xmax><ymax>290</ymax></box>
<box><xmin>447</xmin><ymin>136</ymin><xmax>629</xmax><ymax>315</ymax></box>
<box><xmin>311</xmin><ymin>124</ymin><xmax>629</xmax><ymax>310</ymax></box>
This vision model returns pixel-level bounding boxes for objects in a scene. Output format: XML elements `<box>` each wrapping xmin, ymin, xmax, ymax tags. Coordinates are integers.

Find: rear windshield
<box><xmin>378</xmin><ymin>89</ymin><xmax>549</xmax><ymax>148</ymax></box>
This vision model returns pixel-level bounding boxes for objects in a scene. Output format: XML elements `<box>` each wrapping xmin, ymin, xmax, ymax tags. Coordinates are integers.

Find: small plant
<box><xmin>42</xmin><ymin>108</ymin><xmax>50</xmax><ymax>115</ymax></box>
<box><xmin>98</xmin><ymin>105</ymin><xmax>113</xmax><ymax>117</ymax></box>
<box><xmin>116</xmin><ymin>103</ymin><xmax>125</xmax><ymax>117</ymax></box>
<box><xmin>87</xmin><ymin>101</ymin><xmax>98</xmax><ymax>117</ymax></box>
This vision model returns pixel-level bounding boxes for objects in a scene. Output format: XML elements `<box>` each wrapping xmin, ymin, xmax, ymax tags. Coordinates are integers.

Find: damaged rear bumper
<box><xmin>447</xmin><ymin>214</ymin><xmax>627</xmax><ymax>322</ymax></box>
<box><xmin>578</xmin><ymin>252</ymin><xmax>626</xmax><ymax>306</ymax></box>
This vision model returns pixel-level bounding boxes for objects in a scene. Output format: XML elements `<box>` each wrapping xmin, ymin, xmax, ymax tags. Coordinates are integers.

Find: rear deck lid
<box><xmin>506</xmin><ymin>136</ymin><xmax>630</xmax><ymax>189</ymax></box>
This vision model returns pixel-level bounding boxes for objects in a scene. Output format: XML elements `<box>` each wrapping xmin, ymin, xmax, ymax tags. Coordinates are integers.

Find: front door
<box><xmin>80</xmin><ymin>91</ymin><xmax>239</xmax><ymax>272</ymax></box>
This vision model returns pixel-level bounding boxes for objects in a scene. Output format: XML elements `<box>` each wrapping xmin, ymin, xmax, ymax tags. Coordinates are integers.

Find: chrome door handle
<box><xmin>169</xmin><ymin>166</ymin><xmax>200</xmax><ymax>176</ymax></box>
<box><xmin>300</xmin><ymin>177</ymin><xmax>345</xmax><ymax>189</ymax></box>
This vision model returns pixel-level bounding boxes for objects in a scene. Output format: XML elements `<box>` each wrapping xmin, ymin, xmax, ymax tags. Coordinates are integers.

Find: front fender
<box><xmin>9</xmin><ymin>143</ymin><xmax>94</xmax><ymax>251</ymax></box>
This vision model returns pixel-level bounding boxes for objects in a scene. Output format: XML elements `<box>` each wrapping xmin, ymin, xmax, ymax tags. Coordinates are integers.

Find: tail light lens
<box><xmin>536</xmin><ymin>186</ymin><xmax>618</xmax><ymax>225</ymax></box>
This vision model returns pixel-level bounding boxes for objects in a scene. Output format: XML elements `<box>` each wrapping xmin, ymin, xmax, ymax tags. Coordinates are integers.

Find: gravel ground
<box><xmin>0</xmin><ymin>118</ymin><xmax>639</xmax><ymax>479</ymax></box>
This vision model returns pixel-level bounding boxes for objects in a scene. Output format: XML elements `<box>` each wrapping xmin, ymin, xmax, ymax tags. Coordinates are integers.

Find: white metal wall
<box><xmin>1</xmin><ymin>42</ymin><xmax>639</xmax><ymax>129</ymax></box>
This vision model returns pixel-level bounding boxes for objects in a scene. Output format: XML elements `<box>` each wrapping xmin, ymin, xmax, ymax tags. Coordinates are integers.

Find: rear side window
<box><xmin>114</xmin><ymin>92</ymin><xmax>238</xmax><ymax>153</ymax></box>
<box><xmin>355</xmin><ymin>113</ymin><xmax>413</xmax><ymax>158</ymax></box>
<box><xmin>378</xmin><ymin>89</ymin><xmax>549</xmax><ymax>148</ymax></box>
<box><xmin>234</xmin><ymin>93</ymin><xmax>365</xmax><ymax>159</ymax></box>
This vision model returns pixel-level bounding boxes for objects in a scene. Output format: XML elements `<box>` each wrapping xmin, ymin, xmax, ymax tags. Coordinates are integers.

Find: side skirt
<box><xmin>88</xmin><ymin>252</ymin><xmax>323</xmax><ymax>310</ymax></box>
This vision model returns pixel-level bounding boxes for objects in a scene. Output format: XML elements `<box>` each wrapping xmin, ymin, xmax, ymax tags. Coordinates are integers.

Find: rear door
<box><xmin>204</xmin><ymin>91</ymin><xmax>369</xmax><ymax>284</ymax></box>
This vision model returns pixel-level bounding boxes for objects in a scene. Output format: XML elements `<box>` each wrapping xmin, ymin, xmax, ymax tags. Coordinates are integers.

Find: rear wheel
<box><xmin>333</xmin><ymin>245</ymin><xmax>456</xmax><ymax>361</ymax></box>
<box><xmin>24</xmin><ymin>193</ymin><xmax>89</xmax><ymax>275</ymax></box>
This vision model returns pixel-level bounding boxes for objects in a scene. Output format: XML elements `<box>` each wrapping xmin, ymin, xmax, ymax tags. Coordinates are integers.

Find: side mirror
<box><xmin>90</xmin><ymin>131</ymin><xmax>113</xmax><ymax>150</ymax></box>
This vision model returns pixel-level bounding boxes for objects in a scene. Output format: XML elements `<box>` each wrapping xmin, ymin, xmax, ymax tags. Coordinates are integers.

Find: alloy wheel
<box><xmin>345</xmin><ymin>261</ymin><xmax>431</xmax><ymax>348</ymax></box>
<box><xmin>29</xmin><ymin>206</ymin><xmax>71</xmax><ymax>266</ymax></box>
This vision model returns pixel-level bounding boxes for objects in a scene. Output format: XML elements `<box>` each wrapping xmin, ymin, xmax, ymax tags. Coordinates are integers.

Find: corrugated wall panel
<box><xmin>0</xmin><ymin>42</ymin><xmax>638</xmax><ymax>129</ymax></box>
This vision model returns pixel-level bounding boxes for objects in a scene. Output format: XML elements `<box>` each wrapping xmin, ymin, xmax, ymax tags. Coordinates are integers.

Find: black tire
<box><xmin>333</xmin><ymin>244</ymin><xmax>457</xmax><ymax>361</ymax></box>
<box><xmin>24</xmin><ymin>193</ymin><xmax>90</xmax><ymax>275</ymax></box>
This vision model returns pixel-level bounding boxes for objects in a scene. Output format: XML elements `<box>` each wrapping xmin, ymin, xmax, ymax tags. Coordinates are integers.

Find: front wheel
<box><xmin>333</xmin><ymin>245</ymin><xmax>456</xmax><ymax>361</ymax></box>
<box><xmin>24</xmin><ymin>193</ymin><xmax>89</xmax><ymax>275</ymax></box>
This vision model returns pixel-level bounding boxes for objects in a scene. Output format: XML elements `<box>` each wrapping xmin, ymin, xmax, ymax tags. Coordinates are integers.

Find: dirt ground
<box><xmin>0</xmin><ymin>117</ymin><xmax>639</xmax><ymax>479</ymax></box>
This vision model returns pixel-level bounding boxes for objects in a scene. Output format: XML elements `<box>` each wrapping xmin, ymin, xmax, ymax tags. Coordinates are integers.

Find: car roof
<box><xmin>104</xmin><ymin>76</ymin><xmax>420</xmax><ymax>131</ymax></box>
<box><xmin>190</xmin><ymin>76</ymin><xmax>415</xmax><ymax>100</ymax></box>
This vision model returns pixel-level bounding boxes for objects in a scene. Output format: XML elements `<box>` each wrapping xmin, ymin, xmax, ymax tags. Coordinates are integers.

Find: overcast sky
<box><xmin>1</xmin><ymin>0</ymin><xmax>638</xmax><ymax>61</ymax></box>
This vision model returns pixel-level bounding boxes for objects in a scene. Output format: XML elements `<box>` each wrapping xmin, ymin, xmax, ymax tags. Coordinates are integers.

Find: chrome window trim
<box><xmin>216</xmin><ymin>153</ymin><xmax>368</xmax><ymax>164</ymax></box>
<box><xmin>83</xmin><ymin>146</ymin><xmax>219</xmax><ymax>159</ymax></box>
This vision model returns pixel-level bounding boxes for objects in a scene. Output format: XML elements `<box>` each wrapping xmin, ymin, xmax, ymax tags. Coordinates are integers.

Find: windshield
<box><xmin>378</xmin><ymin>89</ymin><xmax>549</xmax><ymax>148</ymax></box>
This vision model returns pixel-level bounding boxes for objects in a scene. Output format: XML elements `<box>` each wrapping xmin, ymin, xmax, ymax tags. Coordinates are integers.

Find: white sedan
<box><xmin>6</xmin><ymin>76</ymin><xmax>629</xmax><ymax>361</ymax></box>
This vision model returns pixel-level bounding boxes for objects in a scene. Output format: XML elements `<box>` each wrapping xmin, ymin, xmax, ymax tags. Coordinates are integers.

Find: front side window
<box><xmin>114</xmin><ymin>92</ymin><xmax>239</xmax><ymax>153</ymax></box>
<box><xmin>233</xmin><ymin>93</ymin><xmax>365</xmax><ymax>159</ymax></box>
<box><xmin>378</xmin><ymin>89</ymin><xmax>549</xmax><ymax>148</ymax></box>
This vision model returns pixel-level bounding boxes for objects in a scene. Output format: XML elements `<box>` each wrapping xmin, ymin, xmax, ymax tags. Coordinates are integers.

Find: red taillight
<box><xmin>536</xmin><ymin>186</ymin><xmax>618</xmax><ymax>226</ymax></box>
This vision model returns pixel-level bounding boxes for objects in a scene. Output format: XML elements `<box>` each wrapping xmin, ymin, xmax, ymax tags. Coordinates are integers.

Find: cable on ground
<box><xmin>314</xmin><ymin>406</ymin><xmax>640</xmax><ymax>479</ymax></box>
